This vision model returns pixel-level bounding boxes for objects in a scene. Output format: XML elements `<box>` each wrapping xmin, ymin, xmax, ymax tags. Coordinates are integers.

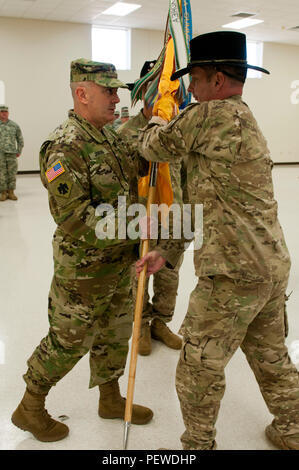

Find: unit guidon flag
<box><xmin>46</xmin><ymin>161</ymin><xmax>65</xmax><ymax>183</ymax></box>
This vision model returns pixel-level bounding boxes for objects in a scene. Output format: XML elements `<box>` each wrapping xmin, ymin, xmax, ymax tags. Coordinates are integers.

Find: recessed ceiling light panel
<box><xmin>222</xmin><ymin>18</ymin><xmax>264</xmax><ymax>29</ymax></box>
<box><xmin>102</xmin><ymin>2</ymin><xmax>141</xmax><ymax>17</ymax></box>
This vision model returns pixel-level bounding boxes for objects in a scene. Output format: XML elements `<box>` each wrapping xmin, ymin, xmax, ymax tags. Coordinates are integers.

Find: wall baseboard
<box><xmin>273</xmin><ymin>162</ymin><xmax>299</xmax><ymax>165</ymax></box>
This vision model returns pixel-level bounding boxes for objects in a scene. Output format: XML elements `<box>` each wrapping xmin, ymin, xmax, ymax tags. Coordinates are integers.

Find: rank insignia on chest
<box><xmin>46</xmin><ymin>160</ymin><xmax>65</xmax><ymax>182</ymax></box>
<box><xmin>54</xmin><ymin>180</ymin><xmax>73</xmax><ymax>198</ymax></box>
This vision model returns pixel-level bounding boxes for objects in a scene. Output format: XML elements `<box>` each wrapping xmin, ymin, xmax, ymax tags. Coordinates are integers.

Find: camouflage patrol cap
<box><xmin>70</xmin><ymin>58</ymin><xmax>128</xmax><ymax>88</ymax></box>
<box><xmin>121</xmin><ymin>106</ymin><xmax>129</xmax><ymax>118</ymax></box>
<box><xmin>0</xmin><ymin>105</ymin><xmax>8</xmax><ymax>111</ymax></box>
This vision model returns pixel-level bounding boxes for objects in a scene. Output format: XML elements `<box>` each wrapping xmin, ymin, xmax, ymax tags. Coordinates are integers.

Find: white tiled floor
<box><xmin>1</xmin><ymin>167</ymin><xmax>299</xmax><ymax>451</ymax></box>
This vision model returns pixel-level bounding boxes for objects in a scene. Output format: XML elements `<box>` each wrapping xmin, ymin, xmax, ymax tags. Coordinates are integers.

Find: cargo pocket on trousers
<box><xmin>182</xmin><ymin>336</ymin><xmax>210</xmax><ymax>367</ymax></box>
<box><xmin>179</xmin><ymin>276</ymin><xmax>214</xmax><ymax>337</ymax></box>
<box><xmin>182</xmin><ymin>335</ymin><xmax>226</xmax><ymax>372</ymax></box>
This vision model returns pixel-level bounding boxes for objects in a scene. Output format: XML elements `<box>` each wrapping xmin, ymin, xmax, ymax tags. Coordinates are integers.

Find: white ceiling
<box><xmin>1</xmin><ymin>0</ymin><xmax>299</xmax><ymax>46</ymax></box>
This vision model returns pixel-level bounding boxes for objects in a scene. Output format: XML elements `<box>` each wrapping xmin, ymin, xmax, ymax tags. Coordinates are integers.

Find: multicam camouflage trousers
<box><xmin>176</xmin><ymin>274</ymin><xmax>299</xmax><ymax>450</ymax></box>
<box><xmin>0</xmin><ymin>152</ymin><xmax>18</xmax><ymax>192</ymax></box>
<box><xmin>23</xmin><ymin>257</ymin><xmax>135</xmax><ymax>394</ymax></box>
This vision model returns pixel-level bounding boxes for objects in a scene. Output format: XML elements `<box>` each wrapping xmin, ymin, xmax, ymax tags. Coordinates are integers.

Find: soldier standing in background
<box><xmin>118</xmin><ymin>60</ymin><xmax>183</xmax><ymax>356</ymax></box>
<box><xmin>113</xmin><ymin>109</ymin><xmax>122</xmax><ymax>129</ymax></box>
<box><xmin>112</xmin><ymin>109</ymin><xmax>120</xmax><ymax>128</ymax></box>
<box><xmin>120</xmin><ymin>106</ymin><xmax>130</xmax><ymax>124</ymax></box>
<box><xmin>0</xmin><ymin>105</ymin><xmax>24</xmax><ymax>201</ymax></box>
<box><xmin>137</xmin><ymin>32</ymin><xmax>299</xmax><ymax>450</ymax></box>
<box><xmin>113</xmin><ymin>107</ymin><xmax>130</xmax><ymax>129</ymax></box>
<box><xmin>11</xmin><ymin>59</ymin><xmax>153</xmax><ymax>443</ymax></box>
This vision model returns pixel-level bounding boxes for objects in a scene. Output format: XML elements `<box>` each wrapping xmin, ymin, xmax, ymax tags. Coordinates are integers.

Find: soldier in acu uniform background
<box><xmin>0</xmin><ymin>105</ymin><xmax>24</xmax><ymax>201</ymax></box>
<box><xmin>118</xmin><ymin>60</ymin><xmax>183</xmax><ymax>356</ymax></box>
<box><xmin>11</xmin><ymin>58</ymin><xmax>153</xmax><ymax>443</ymax></box>
<box><xmin>137</xmin><ymin>31</ymin><xmax>299</xmax><ymax>450</ymax></box>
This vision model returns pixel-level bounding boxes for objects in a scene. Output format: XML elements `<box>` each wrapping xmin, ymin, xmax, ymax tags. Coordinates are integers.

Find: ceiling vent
<box><xmin>231</xmin><ymin>12</ymin><xmax>257</xmax><ymax>18</ymax></box>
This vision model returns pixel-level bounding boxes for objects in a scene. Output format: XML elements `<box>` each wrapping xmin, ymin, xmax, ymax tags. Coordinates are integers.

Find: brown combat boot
<box><xmin>7</xmin><ymin>189</ymin><xmax>17</xmax><ymax>200</ymax></box>
<box><xmin>98</xmin><ymin>379</ymin><xmax>153</xmax><ymax>425</ymax></box>
<box><xmin>11</xmin><ymin>388</ymin><xmax>69</xmax><ymax>442</ymax></box>
<box><xmin>138</xmin><ymin>322</ymin><xmax>152</xmax><ymax>356</ymax></box>
<box><xmin>0</xmin><ymin>191</ymin><xmax>7</xmax><ymax>201</ymax></box>
<box><xmin>151</xmin><ymin>318</ymin><xmax>182</xmax><ymax>350</ymax></box>
<box><xmin>265</xmin><ymin>423</ymin><xmax>299</xmax><ymax>450</ymax></box>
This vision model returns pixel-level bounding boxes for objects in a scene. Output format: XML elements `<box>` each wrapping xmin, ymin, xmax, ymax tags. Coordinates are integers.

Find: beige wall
<box><xmin>117</xmin><ymin>28</ymin><xmax>164</xmax><ymax>115</ymax></box>
<box><xmin>243</xmin><ymin>41</ymin><xmax>299</xmax><ymax>163</ymax></box>
<box><xmin>0</xmin><ymin>17</ymin><xmax>91</xmax><ymax>171</ymax></box>
<box><xmin>0</xmin><ymin>16</ymin><xmax>299</xmax><ymax>170</ymax></box>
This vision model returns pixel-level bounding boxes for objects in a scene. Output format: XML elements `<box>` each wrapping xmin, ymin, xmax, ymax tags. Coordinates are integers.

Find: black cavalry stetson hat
<box><xmin>171</xmin><ymin>31</ymin><xmax>270</xmax><ymax>80</ymax></box>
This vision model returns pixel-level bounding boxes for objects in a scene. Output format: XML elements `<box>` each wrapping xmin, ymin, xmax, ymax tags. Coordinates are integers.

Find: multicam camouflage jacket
<box><xmin>118</xmin><ymin>109</ymin><xmax>184</xmax><ymax>254</ymax></box>
<box><xmin>39</xmin><ymin>110</ymin><xmax>147</xmax><ymax>279</ymax></box>
<box><xmin>140</xmin><ymin>95</ymin><xmax>291</xmax><ymax>283</ymax></box>
<box><xmin>118</xmin><ymin>110</ymin><xmax>182</xmax><ymax>204</ymax></box>
<box><xmin>0</xmin><ymin>119</ymin><xmax>24</xmax><ymax>153</ymax></box>
<box><xmin>117</xmin><ymin>109</ymin><xmax>148</xmax><ymax>146</ymax></box>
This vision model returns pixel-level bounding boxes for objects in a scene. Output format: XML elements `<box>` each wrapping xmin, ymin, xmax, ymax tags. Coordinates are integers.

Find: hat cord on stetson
<box><xmin>189</xmin><ymin>59</ymin><xmax>247</xmax><ymax>65</ymax></box>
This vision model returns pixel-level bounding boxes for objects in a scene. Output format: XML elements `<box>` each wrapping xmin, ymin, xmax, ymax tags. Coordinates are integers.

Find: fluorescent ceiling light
<box><xmin>222</xmin><ymin>18</ymin><xmax>264</xmax><ymax>29</ymax></box>
<box><xmin>102</xmin><ymin>2</ymin><xmax>141</xmax><ymax>16</ymax></box>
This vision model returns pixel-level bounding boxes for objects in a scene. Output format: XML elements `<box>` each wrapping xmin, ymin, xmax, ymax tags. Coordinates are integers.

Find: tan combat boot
<box><xmin>98</xmin><ymin>379</ymin><xmax>153</xmax><ymax>425</ymax></box>
<box><xmin>11</xmin><ymin>388</ymin><xmax>69</xmax><ymax>442</ymax></box>
<box><xmin>151</xmin><ymin>318</ymin><xmax>182</xmax><ymax>350</ymax></box>
<box><xmin>0</xmin><ymin>191</ymin><xmax>7</xmax><ymax>201</ymax></box>
<box><xmin>7</xmin><ymin>189</ymin><xmax>17</xmax><ymax>200</ymax></box>
<box><xmin>138</xmin><ymin>322</ymin><xmax>152</xmax><ymax>356</ymax></box>
<box><xmin>265</xmin><ymin>423</ymin><xmax>299</xmax><ymax>450</ymax></box>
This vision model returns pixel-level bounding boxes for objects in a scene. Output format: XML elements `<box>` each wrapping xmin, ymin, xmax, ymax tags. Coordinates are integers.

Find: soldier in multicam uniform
<box><xmin>0</xmin><ymin>105</ymin><xmax>24</xmax><ymax>201</ymax></box>
<box><xmin>105</xmin><ymin>109</ymin><xmax>120</xmax><ymax>132</ymax></box>
<box><xmin>137</xmin><ymin>32</ymin><xmax>299</xmax><ymax>450</ymax></box>
<box><xmin>120</xmin><ymin>106</ymin><xmax>130</xmax><ymax>124</ymax></box>
<box><xmin>11</xmin><ymin>59</ymin><xmax>153</xmax><ymax>443</ymax></box>
<box><xmin>113</xmin><ymin>107</ymin><xmax>129</xmax><ymax>130</ymax></box>
<box><xmin>118</xmin><ymin>61</ymin><xmax>183</xmax><ymax>356</ymax></box>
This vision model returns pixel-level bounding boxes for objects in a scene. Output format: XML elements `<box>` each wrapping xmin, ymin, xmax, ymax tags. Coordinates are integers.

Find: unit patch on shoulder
<box><xmin>54</xmin><ymin>179</ymin><xmax>73</xmax><ymax>199</ymax></box>
<box><xmin>46</xmin><ymin>160</ymin><xmax>65</xmax><ymax>183</ymax></box>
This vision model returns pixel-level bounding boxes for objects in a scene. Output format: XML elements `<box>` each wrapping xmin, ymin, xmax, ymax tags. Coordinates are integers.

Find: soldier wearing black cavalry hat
<box><xmin>137</xmin><ymin>31</ymin><xmax>299</xmax><ymax>450</ymax></box>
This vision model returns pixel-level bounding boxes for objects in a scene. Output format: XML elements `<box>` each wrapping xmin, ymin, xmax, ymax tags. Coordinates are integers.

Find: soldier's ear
<box><xmin>75</xmin><ymin>86</ymin><xmax>88</xmax><ymax>105</ymax></box>
<box><xmin>214</xmin><ymin>71</ymin><xmax>225</xmax><ymax>90</ymax></box>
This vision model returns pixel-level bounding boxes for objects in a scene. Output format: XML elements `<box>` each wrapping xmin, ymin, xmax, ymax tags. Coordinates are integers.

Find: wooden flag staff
<box><xmin>123</xmin><ymin>162</ymin><xmax>158</xmax><ymax>450</ymax></box>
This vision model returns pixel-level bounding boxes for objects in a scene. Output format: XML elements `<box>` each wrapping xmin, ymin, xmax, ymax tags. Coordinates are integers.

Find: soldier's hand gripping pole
<box><xmin>123</xmin><ymin>162</ymin><xmax>158</xmax><ymax>450</ymax></box>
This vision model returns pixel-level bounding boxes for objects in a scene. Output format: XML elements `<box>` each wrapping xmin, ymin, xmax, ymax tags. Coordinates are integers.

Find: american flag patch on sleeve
<box><xmin>46</xmin><ymin>161</ymin><xmax>65</xmax><ymax>183</ymax></box>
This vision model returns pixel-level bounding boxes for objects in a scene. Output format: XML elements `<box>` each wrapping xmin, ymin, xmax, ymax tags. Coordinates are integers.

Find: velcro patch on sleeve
<box><xmin>46</xmin><ymin>160</ymin><xmax>65</xmax><ymax>182</ymax></box>
<box><xmin>54</xmin><ymin>180</ymin><xmax>73</xmax><ymax>199</ymax></box>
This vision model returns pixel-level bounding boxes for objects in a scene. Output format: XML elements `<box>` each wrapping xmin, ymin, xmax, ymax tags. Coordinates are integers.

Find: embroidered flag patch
<box><xmin>46</xmin><ymin>161</ymin><xmax>65</xmax><ymax>183</ymax></box>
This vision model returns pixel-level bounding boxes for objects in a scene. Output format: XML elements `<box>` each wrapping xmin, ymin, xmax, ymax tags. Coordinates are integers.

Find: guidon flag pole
<box><xmin>123</xmin><ymin>0</ymin><xmax>193</xmax><ymax>450</ymax></box>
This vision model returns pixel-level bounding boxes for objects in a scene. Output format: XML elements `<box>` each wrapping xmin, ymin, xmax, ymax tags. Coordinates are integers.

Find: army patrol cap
<box><xmin>121</xmin><ymin>106</ymin><xmax>129</xmax><ymax>118</ymax></box>
<box><xmin>70</xmin><ymin>58</ymin><xmax>128</xmax><ymax>88</ymax></box>
<box><xmin>0</xmin><ymin>105</ymin><xmax>8</xmax><ymax>111</ymax></box>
